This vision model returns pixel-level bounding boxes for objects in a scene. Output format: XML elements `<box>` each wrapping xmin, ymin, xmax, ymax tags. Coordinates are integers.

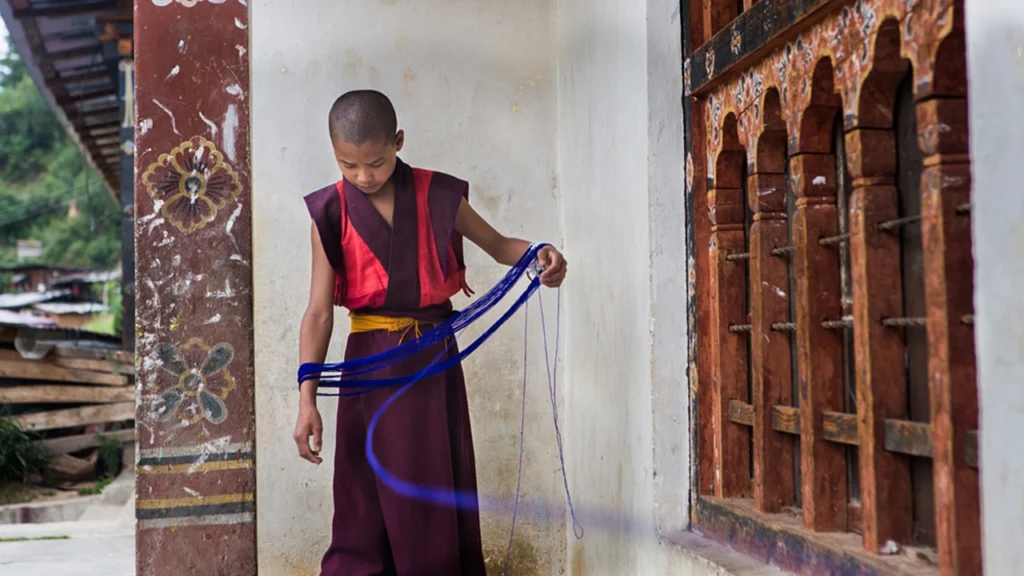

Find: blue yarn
<box><xmin>298</xmin><ymin>242</ymin><xmax>549</xmax><ymax>394</ymax></box>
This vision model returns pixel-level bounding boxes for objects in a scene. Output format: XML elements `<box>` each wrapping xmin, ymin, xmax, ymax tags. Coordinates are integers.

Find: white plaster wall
<box><xmin>250</xmin><ymin>1</ymin><xmax>565</xmax><ymax>574</ymax></box>
<box><xmin>556</xmin><ymin>0</ymin><xmax>703</xmax><ymax>573</ymax></box>
<box><xmin>965</xmin><ymin>2</ymin><xmax>1024</xmax><ymax>574</ymax></box>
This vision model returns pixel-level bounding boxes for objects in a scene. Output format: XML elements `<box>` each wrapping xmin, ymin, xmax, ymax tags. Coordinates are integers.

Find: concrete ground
<box><xmin>0</xmin><ymin>470</ymin><xmax>135</xmax><ymax>576</ymax></box>
<box><xmin>0</xmin><ymin>518</ymin><xmax>134</xmax><ymax>576</ymax></box>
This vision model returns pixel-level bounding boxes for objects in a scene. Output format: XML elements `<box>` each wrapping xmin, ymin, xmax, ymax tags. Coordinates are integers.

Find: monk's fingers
<box><xmin>294</xmin><ymin>429</ymin><xmax>318</xmax><ymax>463</ymax></box>
<box><xmin>313</xmin><ymin>426</ymin><xmax>323</xmax><ymax>452</ymax></box>
<box><xmin>541</xmin><ymin>261</ymin><xmax>566</xmax><ymax>283</ymax></box>
<box><xmin>541</xmin><ymin>269</ymin><xmax>566</xmax><ymax>287</ymax></box>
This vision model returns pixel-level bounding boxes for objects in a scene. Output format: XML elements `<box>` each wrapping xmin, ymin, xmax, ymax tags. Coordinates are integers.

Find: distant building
<box><xmin>15</xmin><ymin>240</ymin><xmax>43</xmax><ymax>263</ymax></box>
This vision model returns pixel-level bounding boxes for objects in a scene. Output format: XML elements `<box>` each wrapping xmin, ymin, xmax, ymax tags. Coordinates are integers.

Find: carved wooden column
<box><xmin>846</xmin><ymin>126</ymin><xmax>913</xmax><ymax>550</ymax></box>
<box><xmin>790</xmin><ymin>152</ymin><xmax>848</xmax><ymax>531</ymax></box>
<box><xmin>134</xmin><ymin>1</ymin><xmax>256</xmax><ymax>574</ymax></box>
<box><xmin>747</xmin><ymin>110</ymin><xmax>794</xmax><ymax>514</ymax></box>
<box><xmin>708</xmin><ymin>147</ymin><xmax>750</xmax><ymax>498</ymax></box>
<box><xmin>915</xmin><ymin>18</ymin><xmax>982</xmax><ymax>574</ymax></box>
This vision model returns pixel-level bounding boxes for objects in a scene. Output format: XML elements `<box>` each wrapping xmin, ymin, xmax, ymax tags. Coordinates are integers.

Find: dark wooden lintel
<box><xmin>685</xmin><ymin>0</ymin><xmax>838</xmax><ymax>96</ymax></box>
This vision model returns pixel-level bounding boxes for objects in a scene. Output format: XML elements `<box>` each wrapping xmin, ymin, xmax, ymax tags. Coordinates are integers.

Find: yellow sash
<box><xmin>349</xmin><ymin>312</ymin><xmax>427</xmax><ymax>342</ymax></box>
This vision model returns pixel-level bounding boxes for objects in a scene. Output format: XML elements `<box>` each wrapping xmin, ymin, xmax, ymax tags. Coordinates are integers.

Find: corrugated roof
<box><xmin>33</xmin><ymin>301</ymin><xmax>108</xmax><ymax>314</ymax></box>
<box><xmin>0</xmin><ymin>289</ymin><xmax>69</xmax><ymax>309</ymax></box>
<box><xmin>49</xmin><ymin>268</ymin><xmax>121</xmax><ymax>285</ymax></box>
<box><xmin>0</xmin><ymin>308</ymin><xmax>56</xmax><ymax>328</ymax></box>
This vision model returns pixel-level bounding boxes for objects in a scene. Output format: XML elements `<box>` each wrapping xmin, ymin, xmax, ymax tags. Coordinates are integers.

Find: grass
<box><xmin>77</xmin><ymin>475</ymin><xmax>114</xmax><ymax>496</ymax></box>
<box><xmin>0</xmin><ymin>483</ymin><xmax>56</xmax><ymax>505</ymax></box>
<box><xmin>0</xmin><ymin>535</ymin><xmax>70</xmax><ymax>543</ymax></box>
<box><xmin>81</xmin><ymin>313</ymin><xmax>116</xmax><ymax>335</ymax></box>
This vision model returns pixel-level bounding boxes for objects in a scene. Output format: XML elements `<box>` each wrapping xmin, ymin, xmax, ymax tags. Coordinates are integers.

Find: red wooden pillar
<box><xmin>134</xmin><ymin>2</ymin><xmax>256</xmax><ymax>575</ymax></box>
<box><xmin>708</xmin><ymin>162</ymin><xmax>751</xmax><ymax>498</ymax></box>
<box><xmin>747</xmin><ymin>168</ymin><xmax>795</xmax><ymax>513</ymax></box>
<box><xmin>790</xmin><ymin>153</ymin><xmax>848</xmax><ymax>531</ymax></box>
<box><xmin>846</xmin><ymin>128</ymin><xmax>913</xmax><ymax>551</ymax></box>
<box><xmin>918</xmin><ymin>97</ymin><xmax>982</xmax><ymax>576</ymax></box>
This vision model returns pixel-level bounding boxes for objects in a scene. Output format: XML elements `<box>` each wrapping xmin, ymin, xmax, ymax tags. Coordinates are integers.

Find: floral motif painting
<box><xmin>141</xmin><ymin>136</ymin><xmax>242</xmax><ymax>234</ymax></box>
<box><xmin>151</xmin><ymin>338</ymin><xmax>236</xmax><ymax>425</ymax></box>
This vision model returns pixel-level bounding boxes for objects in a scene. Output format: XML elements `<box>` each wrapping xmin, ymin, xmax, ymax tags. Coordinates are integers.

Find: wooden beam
<box><xmin>55</xmin><ymin>69</ymin><xmax>112</xmax><ymax>87</ymax></box>
<box><xmin>0</xmin><ymin>383</ymin><xmax>133</xmax><ymax>404</ymax></box>
<box><xmin>74</xmin><ymin>119</ymin><xmax>120</xmax><ymax>132</ymax></box>
<box><xmin>771</xmin><ymin>405</ymin><xmax>800</xmax><ymax>435</ymax></box>
<box><xmin>883</xmin><ymin>419</ymin><xmax>933</xmax><ymax>458</ymax></box>
<box><xmin>72</xmin><ymin>103</ymin><xmax>120</xmax><ymax>119</ymax></box>
<box><xmin>39</xmin><ymin>45</ymin><xmax>102</xmax><ymax>62</ymax></box>
<box><xmin>60</xmin><ymin>86</ymin><xmax>115</xmax><ymax>106</ymax></box>
<box><xmin>0</xmin><ymin>349</ymin><xmax>132</xmax><ymax>375</ymax></box>
<box><xmin>728</xmin><ymin>400</ymin><xmax>754</xmax><ymax>426</ymax></box>
<box><xmin>14</xmin><ymin>1</ymin><xmax>117</xmax><ymax>19</ymax></box>
<box><xmin>695</xmin><ymin>496</ymin><xmax>936</xmax><ymax>575</ymax></box>
<box><xmin>14</xmin><ymin>402</ymin><xmax>134</xmax><ymax>432</ymax></box>
<box><xmin>0</xmin><ymin>355</ymin><xmax>128</xmax><ymax>386</ymax></box>
<box><xmin>687</xmin><ymin>0</ymin><xmax>835</xmax><ymax>95</ymax></box>
<box><xmin>822</xmin><ymin>411</ymin><xmax>859</xmax><ymax>446</ymax></box>
<box><xmin>37</xmin><ymin>428</ymin><xmax>135</xmax><ymax>455</ymax></box>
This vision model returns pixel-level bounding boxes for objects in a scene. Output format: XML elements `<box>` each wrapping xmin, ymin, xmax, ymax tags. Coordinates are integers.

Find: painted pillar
<box><xmin>118</xmin><ymin>58</ymin><xmax>135</xmax><ymax>350</ymax></box>
<box><xmin>133</xmin><ymin>0</ymin><xmax>255</xmax><ymax>574</ymax></box>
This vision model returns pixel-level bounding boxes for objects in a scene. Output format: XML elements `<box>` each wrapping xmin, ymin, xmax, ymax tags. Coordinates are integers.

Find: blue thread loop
<box><xmin>297</xmin><ymin>242</ymin><xmax>549</xmax><ymax>395</ymax></box>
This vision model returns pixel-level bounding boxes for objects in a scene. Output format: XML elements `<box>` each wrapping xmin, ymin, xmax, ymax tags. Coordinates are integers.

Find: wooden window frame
<box><xmin>682</xmin><ymin>1</ymin><xmax>980</xmax><ymax>574</ymax></box>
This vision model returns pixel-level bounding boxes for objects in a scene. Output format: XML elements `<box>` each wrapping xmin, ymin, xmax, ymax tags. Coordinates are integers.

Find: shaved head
<box><xmin>328</xmin><ymin>90</ymin><xmax>398</xmax><ymax>145</ymax></box>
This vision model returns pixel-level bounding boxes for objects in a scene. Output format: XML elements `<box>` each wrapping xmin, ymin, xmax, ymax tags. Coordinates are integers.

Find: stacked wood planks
<box><xmin>0</xmin><ymin>346</ymin><xmax>135</xmax><ymax>480</ymax></box>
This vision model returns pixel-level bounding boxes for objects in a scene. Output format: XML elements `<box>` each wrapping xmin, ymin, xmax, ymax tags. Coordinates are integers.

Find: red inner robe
<box><xmin>304</xmin><ymin>159</ymin><xmax>486</xmax><ymax>576</ymax></box>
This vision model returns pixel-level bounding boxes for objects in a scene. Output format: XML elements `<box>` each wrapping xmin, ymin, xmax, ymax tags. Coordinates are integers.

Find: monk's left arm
<box><xmin>454</xmin><ymin>197</ymin><xmax>567</xmax><ymax>287</ymax></box>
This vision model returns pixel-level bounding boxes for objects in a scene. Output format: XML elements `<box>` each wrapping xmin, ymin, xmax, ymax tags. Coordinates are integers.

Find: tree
<box><xmin>0</xmin><ymin>32</ymin><xmax>28</xmax><ymax>90</ymax></box>
<box><xmin>0</xmin><ymin>31</ymin><xmax>121</xmax><ymax>270</ymax></box>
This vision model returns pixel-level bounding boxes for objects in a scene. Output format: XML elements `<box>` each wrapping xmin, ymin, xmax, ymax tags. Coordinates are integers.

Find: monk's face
<box><xmin>333</xmin><ymin>130</ymin><xmax>405</xmax><ymax>195</ymax></box>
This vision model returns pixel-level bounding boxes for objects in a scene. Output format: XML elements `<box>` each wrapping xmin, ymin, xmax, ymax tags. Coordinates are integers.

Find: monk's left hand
<box><xmin>537</xmin><ymin>246</ymin><xmax>567</xmax><ymax>288</ymax></box>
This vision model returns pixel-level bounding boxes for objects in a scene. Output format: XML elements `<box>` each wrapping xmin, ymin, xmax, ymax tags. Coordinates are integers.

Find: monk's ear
<box><xmin>394</xmin><ymin>130</ymin><xmax>405</xmax><ymax>152</ymax></box>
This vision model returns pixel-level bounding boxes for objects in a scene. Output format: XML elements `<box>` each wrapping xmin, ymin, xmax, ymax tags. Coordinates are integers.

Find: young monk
<box><xmin>294</xmin><ymin>89</ymin><xmax>567</xmax><ymax>575</ymax></box>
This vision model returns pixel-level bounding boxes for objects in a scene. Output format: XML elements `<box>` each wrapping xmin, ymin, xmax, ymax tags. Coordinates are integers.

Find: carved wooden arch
<box><xmin>743</xmin><ymin>88</ymin><xmax>788</xmax><ymax>215</ymax></box>
<box><xmin>709</xmin><ymin>112</ymin><xmax>747</xmax><ymax>228</ymax></box>
<box><xmin>702</xmin><ymin>0</ymin><xmax>959</xmax><ymax>179</ymax></box>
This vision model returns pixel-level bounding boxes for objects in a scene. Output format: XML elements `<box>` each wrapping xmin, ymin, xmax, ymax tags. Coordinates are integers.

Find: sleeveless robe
<box><xmin>304</xmin><ymin>158</ymin><xmax>485</xmax><ymax>576</ymax></box>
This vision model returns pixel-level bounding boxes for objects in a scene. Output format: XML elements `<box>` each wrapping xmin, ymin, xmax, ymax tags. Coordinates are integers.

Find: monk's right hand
<box><xmin>294</xmin><ymin>404</ymin><xmax>324</xmax><ymax>465</ymax></box>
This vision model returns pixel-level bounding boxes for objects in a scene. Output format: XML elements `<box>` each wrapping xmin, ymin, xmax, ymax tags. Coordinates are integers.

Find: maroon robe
<box><xmin>304</xmin><ymin>159</ymin><xmax>486</xmax><ymax>576</ymax></box>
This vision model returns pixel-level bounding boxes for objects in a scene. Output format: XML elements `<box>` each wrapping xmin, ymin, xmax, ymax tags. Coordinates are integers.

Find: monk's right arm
<box><xmin>299</xmin><ymin>221</ymin><xmax>336</xmax><ymax>406</ymax></box>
